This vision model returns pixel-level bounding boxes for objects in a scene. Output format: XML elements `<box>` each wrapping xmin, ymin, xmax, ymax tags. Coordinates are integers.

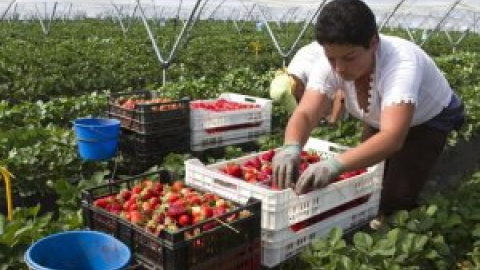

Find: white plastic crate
<box><xmin>185</xmin><ymin>138</ymin><xmax>385</xmax><ymax>231</ymax></box>
<box><xmin>191</xmin><ymin>134</ymin><xmax>263</xmax><ymax>152</ymax></box>
<box><xmin>191</xmin><ymin>121</ymin><xmax>271</xmax><ymax>150</ymax></box>
<box><xmin>261</xmin><ymin>191</ymin><xmax>380</xmax><ymax>268</ymax></box>
<box><xmin>190</xmin><ymin>93</ymin><xmax>272</xmax><ymax>130</ymax></box>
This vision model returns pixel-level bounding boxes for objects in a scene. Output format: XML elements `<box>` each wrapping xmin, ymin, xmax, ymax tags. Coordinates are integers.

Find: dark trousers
<box><xmin>378</xmin><ymin>124</ymin><xmax>448</xmax><ymax>215</ymax></box>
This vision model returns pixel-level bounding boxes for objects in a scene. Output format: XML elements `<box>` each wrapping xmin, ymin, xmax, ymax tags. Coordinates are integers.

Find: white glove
<box><xmin>272</xmin><ymin>144</ymin><xmax>301</xmax><ymax>189</ymax></box>
<box><xmin>295</xmin><ymin>158</ymin><xmax>344</xmax><ymax>194</ymax></box>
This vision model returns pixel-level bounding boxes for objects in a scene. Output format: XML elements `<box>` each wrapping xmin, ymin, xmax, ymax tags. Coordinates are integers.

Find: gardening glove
<box><xmin>272</xmin><ymin>144</ymin><xmax>301</xmax><ymax>189</ymax></box>
<box><xmin>295</xmin><ymin>158</ymin><xmax>344</xmax><ymax>194</ymax></box>
<box><xmin>269</xmin><ymin>69</ymin><xmax>297</xmax><ymax>114</ymax></box>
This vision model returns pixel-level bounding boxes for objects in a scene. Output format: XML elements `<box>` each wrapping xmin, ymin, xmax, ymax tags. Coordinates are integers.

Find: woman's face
<box><xmin>323</xmin><ymin>37</ymin><xmax>378</xmax><ymax>82</ymax></box>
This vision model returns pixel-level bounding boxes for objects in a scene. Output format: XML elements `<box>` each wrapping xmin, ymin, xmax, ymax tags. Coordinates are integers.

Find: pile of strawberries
<box><xmin>92</xmin><ymin>179</ymin><xmax>250</xmax><ymax>237</ymax></box>
<box><xmin>219</xmin><ymin>148</ymin><xmax>367</xmax><ymax>190</ymax></box>
<box><xmin>115</xmin><ymin>97</ymin><xmax>183</xmax><ymax>111</ymax></box>
<box><xmin>220</xmin><ymin>149</ymin><xmax>321</xmax><ymax>190</ymax></box>
<box><xmin>190</xmin><ymin>99</ymin><xmax>260</xmax><ymax>112</ymax></box>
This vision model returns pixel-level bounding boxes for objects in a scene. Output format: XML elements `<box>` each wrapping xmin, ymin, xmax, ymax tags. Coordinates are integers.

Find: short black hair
<box><xmin>315</xmin><ymin>0</ymin><xmax>378</xmax><ymax>48</ymax></box>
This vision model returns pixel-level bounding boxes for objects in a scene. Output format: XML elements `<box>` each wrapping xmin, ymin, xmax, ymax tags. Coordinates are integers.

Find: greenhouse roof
<box><xmin>2</xmin><ymin>0</ymin><xmax>480</xmax><ymax>32</ymax></box>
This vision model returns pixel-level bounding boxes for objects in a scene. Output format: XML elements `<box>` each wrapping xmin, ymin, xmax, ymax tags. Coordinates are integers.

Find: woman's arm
<box><xmin>328</xmin><ymin>90</ymin><xmax>345</xmax><ymax>124</ymax></box>
<box><xmin>284</xmin><ymin>90</ymin><xmax>331</xmax><ymax>146</ymax></box>
<box><xmin>337</xmin><ymin>103</ymin><xmax>415</xmax><ymax>172</ymax></box>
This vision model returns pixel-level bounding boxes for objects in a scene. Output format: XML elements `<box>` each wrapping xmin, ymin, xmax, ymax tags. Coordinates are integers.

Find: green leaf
<box><xmin>329</xmin><ymin>227</ymin><xmax>344</xmax><ymax>247</ymax></box>
<box><xmin>372</xmin><ymin>239</ymin><xmax>396</xmax><ymax>256</ymax></box>
<box><xmin>353</xmin><ymin>232</ymin><xmax>373</xmax><ymax>252</ymax></box>
<box><xmin>412</xmin><ymin>235</ymin><xmax>429</xmax><ymax>252</ymax></box>
<box><xmin>472</xmin><ymin>225</ymin><xmax>480</xmax><ymax>238</ymax></box>
<box><xmin>0</xmin><ymin>215</ymin><xmax>5</xmax><ymax>235</ymax></box>
<box><xmin>393</xmin><ymin>210</ymin><xmax>409</xmax><ymax>226</ymax></box>
<box><xmin>426</xmin><ymin>205</ymin><xmax>438</xmax><ymax>216</ymax></box>
<box><xmin>340</xmin><ymin>255</ymin><xmax>353</xmax><ymax>269</ymax></box>
<box><xmin>444</xmin><ymin>213</ymin><xmax>463</xmax><ymax>228</ymax></box>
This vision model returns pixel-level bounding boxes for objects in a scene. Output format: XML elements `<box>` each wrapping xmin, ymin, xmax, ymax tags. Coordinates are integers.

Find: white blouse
<box><xmin>287</xmin><ymin>41</ymin><xmax>323</xmax><ymax>85</ymax></box>
<box><xmin>306</xmin><ymin>34</ymin><xmax>453</xmax><ymax>128</ymax></box>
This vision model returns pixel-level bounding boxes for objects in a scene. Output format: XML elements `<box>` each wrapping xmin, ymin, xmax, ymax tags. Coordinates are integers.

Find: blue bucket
<box><xmin>24</xmin><ymin>230</ymin><xmax>131</xmax><ymax>270</ymax></box>
<box><xmin>73</xmin><ymin>118</ymin><xmax>120</xmax><ymax>161</ymax></box>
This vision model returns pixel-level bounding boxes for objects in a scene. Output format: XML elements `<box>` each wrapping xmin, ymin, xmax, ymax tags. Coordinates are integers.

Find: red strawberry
<box><xmin>167</xmin><ymin>203</ymin><xmax>187</xmax><ymax>218</ymax></box>
<box><xmin>130</xmin><ymin>211</ymin><xmax>143</xmax><ymax>224</ymax></box>
<box><xmin>223</xmin><ymin>163</ymin><xmax>243</xmax><ymax>178</ymax></box>
<box><xmin>178</xmin><ymin>214</ymin><xmax>191</xmax><ymax>227</ymax></box>
<box><xmin>259</xmin><ymin>149</ymin><xmax>275</xmax><ymax>163</ymax></box>
<box><xmin>171</xmin><ymin>181</ymin><xmax>184</xmax><ymax>193</ymax></box>
<box><xmin>94</xmin><ymin>198</ymin><xmax>109</xmax><ymax>209</ymax></box>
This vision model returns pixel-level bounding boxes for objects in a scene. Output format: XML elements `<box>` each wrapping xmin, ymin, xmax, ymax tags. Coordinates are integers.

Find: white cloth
<box><xmin>306</xmin><ymin>34</ymin><xmax>452</xmax><ymax>128</ymax></box>
<box><xmin>287</xmin><ymin>41</ymin><xmax>323</xmax><ymax>85</ymax></box>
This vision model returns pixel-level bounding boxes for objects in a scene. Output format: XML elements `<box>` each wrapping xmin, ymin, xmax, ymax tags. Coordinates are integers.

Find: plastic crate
<box><xmin>185</xmin><ymin>138</ymin><xmax>384</xmax><ymax>231</ymax></box>
<box><xmin>109</xmin><ymin>112</ymin><xmax>189</xmax><ymax>135</ymax></box>
<box><xmin>109</xmin><ymin>90</ymin><xmax>190</xmax><ymax>123</ymax></box>
<box><xmin>190</xmin><ymin>93</ymin><xmax>271</xmax><ymax>131</ymax></box>
<box><xmin>191</xmin><ymin>136</ymin><xmax>263</xmax><ymax>152</ymax></box>
<box><xmin>132</xmin><ymin>239</ymin><xmax>261</xmax><ymax>270</ymax></box>
<box><xmin>262</xmin><ymin>191</ymin><xmax>380</xmax><ymax>268</ymax></box>
<box><xmin>82</xmin><ymin>170</ymin><xmax>262</xmax><ymax>270</ymax></box>
<box><xmin>119</xmin><ymin>129</ymin><xmax>190</xmax><ymax>155</ymax></box>
<box><xmin>191</xmin><ymin>122</ymin><xmax>270</xmax><ymax>151</ymax></box>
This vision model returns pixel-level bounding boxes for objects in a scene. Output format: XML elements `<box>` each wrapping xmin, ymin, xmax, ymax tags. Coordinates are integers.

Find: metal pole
<box><xmin>207</xmin><ymin>0</ymin><xmax>227</xmax><ymax>20</ymax></box>
<box><xmin>379</xmin><ymin>0</ymin><xmax>408</xmax><ymax>31</ymax></box>
<box><xmin>420</xmin><ymin>0</ymin><xmax>463</xmax><ymax>47</ymax></box>
<box><xmin>1</xmin><ymin>0</ymin><xmax>16</xmax><ymax>20</ymax></box>
<box><xmin>257</xmin><ymin>1</ymin><xmax>325</xmax><ymax>59</ymax></box>
<box><xmin>137</xmin><ymin>0</ymin><xmax>203</xmax><ymax>86</ymax></box>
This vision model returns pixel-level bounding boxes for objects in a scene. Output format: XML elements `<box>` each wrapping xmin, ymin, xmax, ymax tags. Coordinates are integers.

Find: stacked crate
<box><xmin>185</xmin><ymin>138</ymin><xmax>385</xmax><ymax>267</ymax></box>
<box><xmin>190</xmin><ymin>93</ymin><xmax>272</xmax><ymax>151</ymax></box>
<box><xmin>108</xmin><ymin>91</ymin><xmax>190</xmax><ymax>169</ymax></box>
<box><xmin>82</xmin><ymin>170</ymin><xmax>262</xmax><ymax>270</ymax></box>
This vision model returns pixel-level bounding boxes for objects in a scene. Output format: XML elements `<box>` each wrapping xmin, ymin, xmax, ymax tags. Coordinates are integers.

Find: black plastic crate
<box><xmin>109</xmin><ymin>112</ymin><xmax>190</xmax><ymax>135</ymax></box>
<box><xmin>109</xmin><ymin>90</ymin><xmax>190</xmax><ymax>123</ymax></box>
<box><xmin>82</xmin><ymin>170</ymin><xmax>261</xmax><ymax>270</ymax></box>
<box><xmin>119</xmin><ymin>129</ymin><xmax>190</xmax><ymax>155</ymax></box>
<box><xmin>130</xmin><ymin>238</ymin><xmax>261</xmax><ymax>270</ymax></box>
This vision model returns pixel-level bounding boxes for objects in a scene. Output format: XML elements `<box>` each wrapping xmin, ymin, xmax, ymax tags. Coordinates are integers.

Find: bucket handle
<box><xmin>75</xmin><ymin>126</ymin><xmax>118</xmax><ymax>142</ymax></box>
<box><xmin>1</xmin><ymin>166</ymin><xmax>13</xmax><ymax>221</ymax></box>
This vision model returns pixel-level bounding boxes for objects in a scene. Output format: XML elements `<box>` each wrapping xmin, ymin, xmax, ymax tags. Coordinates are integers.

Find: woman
<box><xmin>270</xmin><ymin>41</ymin><xmax>346</xmax><ymax>124</ymax></box>
<box><xmin>272</xmin><ymin>0</ymin><xmax>465</xmax><ymax>226</ymax></box>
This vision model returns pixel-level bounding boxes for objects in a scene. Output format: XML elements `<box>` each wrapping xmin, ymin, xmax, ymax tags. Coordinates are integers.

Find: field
<box><xmin>1</xmin><ymin>19</ymin><xmax>480</xmax><ymax>269</ymax></box>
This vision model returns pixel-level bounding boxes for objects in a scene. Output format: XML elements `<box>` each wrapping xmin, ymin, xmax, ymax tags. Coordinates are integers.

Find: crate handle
<box><xmin>244</xmin><ymin>97</ymin><xmax>257</xmax><ymax>103</ymax></box>
<box><xmin>213</xmin><ymin>178</ymin><xmax>239</xmax><ymax>191</ymax></box>
<box><xmin>327</xmin><ymin>144</ymin><xmax>350</xmax><ymax>154</ymax></box>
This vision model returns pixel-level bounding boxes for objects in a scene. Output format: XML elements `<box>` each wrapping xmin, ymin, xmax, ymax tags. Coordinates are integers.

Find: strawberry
<box><xmin>94</xmin><ymin>198</ymin><xmax>109</xmax><ymax>209</ymax></box>
<box><xmin>306</xmin><ymin>152</ymin><xmax>321</xmax><ymax>163</ymax></box>
<box><xmin>153</xmin><ymin>182</ymin><xmax>164</xmax><ymax>194</ymax></box>
<box><xmin>132</xmin><ymin>185</ymin><xmax>143</xmax><ymax>195</ymax></box>
<box><xmin>178</xmin><ymin>214</ymin><xmax>191</xmax><ymax>227</ymax></box>
<box><xmin>259</xmin><ymin>149</ymin><xmax>275</xmax><ymax>163</ymax></box>
<box><xmin>142</xmin><ymin>201</ymin><xmax>153</xmax><ymax>216</ymax></box>
<box><xmin>213</xmin><ymin>206</ymin><xmax>227</xmax><ymax>217</ymax></box>
<box><xmin>167</xmin><ymin>203</ymin><xmax>187</xmax><ymax>218</ymax></box>
<box><xmin>130</xmin><ymin>211</ymin><xmax>143</xmax><ymax>224</ymax></box>
<box><xmin>171</xmin><ymin>181</ymin><xmax>184</xmax><ymax>193</ymax></box>
<box><xmin>202</xmin><ymin>206</ymin><xmax>213</xmax><ymax>218</ymax></box>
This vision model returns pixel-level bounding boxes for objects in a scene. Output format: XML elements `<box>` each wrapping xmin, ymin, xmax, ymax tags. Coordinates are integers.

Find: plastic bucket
<box><xmin>73</xmin><ymin>118</ymin><xmax>120</xmax><ymax>161</ymax></box>
<box><xmin>24</xmin><ymin>230</ymin><xmax>131</xmax><ymax>270</ymax></box>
